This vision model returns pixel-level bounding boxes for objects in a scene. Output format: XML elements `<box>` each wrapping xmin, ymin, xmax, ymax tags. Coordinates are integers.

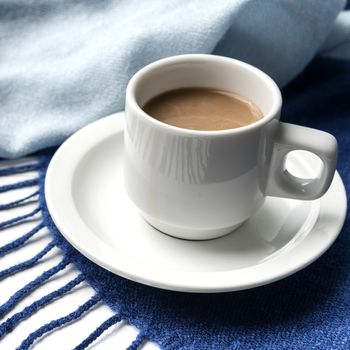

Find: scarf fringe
<box><xmin>0</xmin><ymin>159</ymin><xmax>147</xmax><ymax>349</ymax></box>
<box><xmin>0</xmin><ymin>178</ymin><xmax>39</xmax><ymax>194</ymax></box>
<box><xmin>0</xmin><ymin>257</ymin><xmax>71</xmax><ymax>319</ymax></box>
<box><xmin>126</xmin><ymin>331</ymin><xmax>147</xmax><ymax>350</ymax></box>
<box><xmin>0</xmin><ymin>207</ymin><xmax>41</xmax><ymax>230</ymax></box>
<box><xmin>0</xmin><ymin>191</ymin><xmax>39</xmax><ymax>210</ymax></box>
<box><xmin>72</xmin><ymin>313</ymin><xmax>122</xmax><ymax>350</ymax></box>
<box><xmin>0</xmin><ymin>222</ymin><xmax>45</xmax><ymax>256</ymax></box>
<box><xmin>17</xmin><ymin>293</ymin><xmax>102</xmax><ymax>350</ymax></box>
<box><xmin>0</xmin><ymin>274</ymin><xmax>85</xmax><ymax>339</ymax></box>
<box><xmin>0</xmin><ymin>240</ymin><xmax>56</xmax><ymax>280</ymax></box>
<box><xmin>0</xmin><ymin>162</ymin><xmax>41</xmax><ymax>176</ymax></box>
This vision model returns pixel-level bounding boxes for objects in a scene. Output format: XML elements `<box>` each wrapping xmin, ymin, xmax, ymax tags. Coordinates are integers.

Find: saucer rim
<box><xmin>45</xmin><ymin>113</ymin><xmax>347</xmax><ymax>293</ymax></box>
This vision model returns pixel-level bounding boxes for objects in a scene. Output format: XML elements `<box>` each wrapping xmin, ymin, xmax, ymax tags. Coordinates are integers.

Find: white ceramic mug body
<box><xmin>124</xmin><ymin>54</ymin><xmax>337</xmax><ymax>240</ymax></box>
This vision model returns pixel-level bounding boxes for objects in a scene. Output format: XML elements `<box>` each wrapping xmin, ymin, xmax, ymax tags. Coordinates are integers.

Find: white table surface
<box><xmin>0</xmin><ymin>158</ymin><xmax>158</xmax><ymax>350</ymax></box>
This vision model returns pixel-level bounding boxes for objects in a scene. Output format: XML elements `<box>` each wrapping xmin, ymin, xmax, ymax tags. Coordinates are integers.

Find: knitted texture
<box><xmin>0</xmin><ymin>57</ymin><xmax>349</xmax><ymax>349</ymax></box>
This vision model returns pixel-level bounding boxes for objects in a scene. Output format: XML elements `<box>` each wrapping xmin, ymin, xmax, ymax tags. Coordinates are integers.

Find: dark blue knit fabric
<box><xmin>48</xmin><ymin>57</ymin><xmax>350</xmax><ymax>349</ymax></box>
<box><xmin>1</xmin><ymin>57</ymin><xmax>349</xmax><ymax>349</ymax></box>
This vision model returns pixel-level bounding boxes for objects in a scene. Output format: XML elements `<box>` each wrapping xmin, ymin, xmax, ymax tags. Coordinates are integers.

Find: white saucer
<box><xmin>45</xmin><ymin>113</ymin><xmax>347</xmax><ymax>293</ymax></box>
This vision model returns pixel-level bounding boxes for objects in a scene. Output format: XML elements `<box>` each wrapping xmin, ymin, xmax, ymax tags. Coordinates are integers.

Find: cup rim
<box><xmin>126</xmin><ymin>54</ymin><xmax>282</xmax><ymax>137</ymax></box>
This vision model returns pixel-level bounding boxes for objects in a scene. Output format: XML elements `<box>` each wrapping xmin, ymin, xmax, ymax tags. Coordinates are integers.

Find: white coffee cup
<box><xmin>124</xmin><ymin>54</ymin><xmax>337</xmax><ymax>240</ymax></box>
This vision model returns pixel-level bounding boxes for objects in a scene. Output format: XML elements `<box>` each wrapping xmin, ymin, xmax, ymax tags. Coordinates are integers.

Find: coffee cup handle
<box><xmin>264</xmin><ymin>122</ymin><xmax>338</xmax><ymax>200</ymax></box>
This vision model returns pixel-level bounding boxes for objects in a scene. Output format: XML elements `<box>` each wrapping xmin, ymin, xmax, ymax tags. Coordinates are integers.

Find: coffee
<box><xmin>143</xmin><ymin>87</ymin><xmax>263</xmax><ymax>131</ymax></box>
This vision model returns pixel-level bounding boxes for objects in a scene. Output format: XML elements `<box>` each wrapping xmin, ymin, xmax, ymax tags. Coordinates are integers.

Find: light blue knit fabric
<box><xmin>0</xmin><ymin>0</ymin><xmax>348</xmax><ymax>158</ymax></box>
<box><xmin>320</xmin><ymin>10</ymin><xmax>350</xmax><ymax>58</ymax></box>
